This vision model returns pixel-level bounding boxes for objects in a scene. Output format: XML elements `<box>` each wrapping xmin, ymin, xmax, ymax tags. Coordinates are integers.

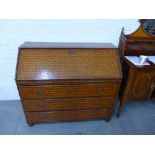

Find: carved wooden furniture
<box><xmin>117</xmin><ymin>19</ymin><xmax>155</xmax><ymax>116</ymax></box>
<box><xmin>15</xmin><ymin>42</ymin><xmax>122</xmax><ymax>125</ymax></box>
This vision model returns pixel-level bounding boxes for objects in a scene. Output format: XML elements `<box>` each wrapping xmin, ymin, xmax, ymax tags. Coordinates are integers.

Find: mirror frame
<box><xmin>143</xmin><ymin>19</ymin><xmax>155</xmax><ymax>36</ymax></box>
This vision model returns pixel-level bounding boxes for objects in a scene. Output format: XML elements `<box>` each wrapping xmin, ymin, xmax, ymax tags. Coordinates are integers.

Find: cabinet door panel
<box><xmin>129</xmin><ymin>71</ymin><xmax>151</xmax><ymax>100</ymax></box>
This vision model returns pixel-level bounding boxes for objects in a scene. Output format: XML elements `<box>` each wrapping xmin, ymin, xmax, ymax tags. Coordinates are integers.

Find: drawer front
<box><xmin>19</xmin><ymin>84</ymin><xmax>117</xmax><ymax>99</ymax></box>
<box><xmin>23</xmin><ymin>97</ymin><xmax>114</xmax><ymax>112</ymax></box>
<box><xmin>26</xmin><ymin>109</ymin><xmax>112</xmax><ymax>123</ymax></box>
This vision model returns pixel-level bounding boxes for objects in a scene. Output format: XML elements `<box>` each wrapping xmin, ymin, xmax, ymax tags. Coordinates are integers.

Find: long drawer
<box><xmin>22</xmin><ymin>97</ymin><xmax>114</xmax><ymax>112</ymax></box>
<box><xmin>19</xmin><ymin>84</ymin><xmax>117</xmax><ymax>99</ymax></box>
<box><xmin>26</xmin><ymin>108</ymin><xmax>112</xmax><ymax>123</ymax></box>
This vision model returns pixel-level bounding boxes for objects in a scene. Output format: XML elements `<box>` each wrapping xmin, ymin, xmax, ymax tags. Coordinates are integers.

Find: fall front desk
<box><xmin>15</xmin><ymin>42</ymin><xmax>122</xmax><ymax>125</ymax></box>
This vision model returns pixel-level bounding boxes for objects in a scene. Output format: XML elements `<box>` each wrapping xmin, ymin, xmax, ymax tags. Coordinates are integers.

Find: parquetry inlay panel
<box><xmin>17</xmin><ymin>49</ymin><xmax>121</xmax><ymax>80</ymax></box>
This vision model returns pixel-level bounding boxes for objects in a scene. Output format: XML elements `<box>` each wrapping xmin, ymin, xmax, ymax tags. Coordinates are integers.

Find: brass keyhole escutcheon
<box><xmin>68</xmin><ymin>49</ymin><xmax>74</xmax><ymax>54</ymax></box>
<box><xmin>97</xmin><ymin>87</ymin><xmax>103</xmax><ymax>93</ymax></box>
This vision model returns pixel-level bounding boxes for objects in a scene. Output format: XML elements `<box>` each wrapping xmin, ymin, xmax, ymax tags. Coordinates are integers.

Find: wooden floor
<box><xmin>0</xmin><ymin>99</ymin><xmax>155</xmax><ymax>135</ymax></box>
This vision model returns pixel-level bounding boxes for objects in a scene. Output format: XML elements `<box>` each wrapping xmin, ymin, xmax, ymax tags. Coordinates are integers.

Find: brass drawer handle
<box><xmin>95</xmin><ymin>100</ymin><xmax>100</xmax><ymax>104</ymax></box>
<box><xmin>39</xmin><ymin>104</ymin><xmax>46</xmax><ymax>108</ymax></box>
<box><xmin>36</xmin><ymin>90</ymin><xmax>44</xmax><ymax>96</ymax></box>
<box><xmin>95</xmin><ymin>100</ymin><xmax>102</xmax><ymax>109</ymax></box>
<box><xmin>66</xmin><ymin>89</ymin><xmax>76</xmax><ymax>93</ymax></box>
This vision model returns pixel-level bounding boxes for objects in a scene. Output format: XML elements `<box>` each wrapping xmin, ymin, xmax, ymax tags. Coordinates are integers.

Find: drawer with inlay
<box><xmin>22</xmin><ymin>97</ymin><xmax>114</xmax><ymax>112</ymax></box>
<box><xmin>19</xmin><ymin>84</ymin><xmax>118</xmax><ymax>99</ymax></box>
<box><xmin>26</xmin><ymin>108</ymin><xmax>112</xmax><ymax>123</ymax></box>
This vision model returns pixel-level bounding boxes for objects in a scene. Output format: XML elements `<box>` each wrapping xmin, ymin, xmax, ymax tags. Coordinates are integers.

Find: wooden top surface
<box><xmin>16</xmin><ymin>44</ymin><xmax>122</xmax><ymax>81</ymax></box>
<box><xmin>19</xmin><ymin>42</ymin><xmax>116</xmax><ymax>49</ymax></box>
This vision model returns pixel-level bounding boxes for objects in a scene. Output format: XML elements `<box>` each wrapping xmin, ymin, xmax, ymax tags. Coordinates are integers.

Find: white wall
<box><xmin>0</xmin><ymin>19</ymin><xmax>139</xmax><ymax>100</ymax></box>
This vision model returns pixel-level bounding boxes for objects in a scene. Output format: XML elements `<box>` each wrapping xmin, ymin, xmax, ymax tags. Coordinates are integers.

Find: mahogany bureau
<box><xmin>15</xmin><ymin>42</ymin><xmax>122</xmax><ymax>126</ymax></box>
